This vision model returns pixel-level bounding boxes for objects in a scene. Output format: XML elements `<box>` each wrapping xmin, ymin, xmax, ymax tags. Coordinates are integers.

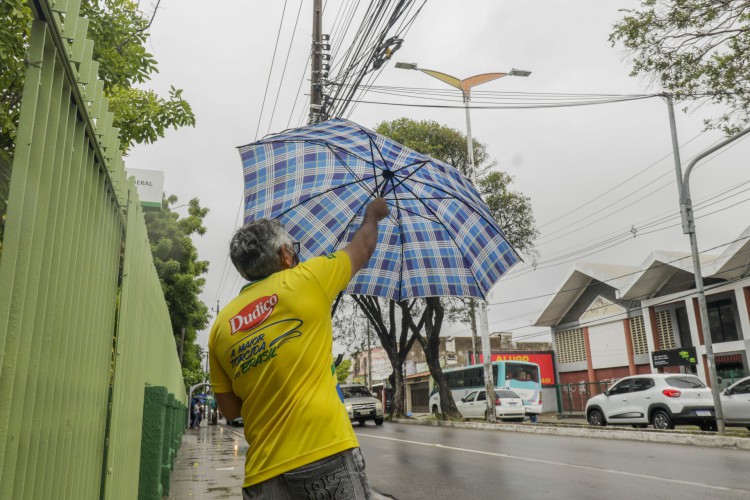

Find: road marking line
<box><xmin>357</xmin><ymin>432</ymin><xmax>749</xmax><ymax>494</ymax></box>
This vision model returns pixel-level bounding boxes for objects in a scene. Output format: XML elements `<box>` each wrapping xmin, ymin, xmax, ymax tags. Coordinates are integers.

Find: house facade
<box><xmin>535</xmin><ymin>227</ymin><xmax>750</xmax><ymax>402</ymax></box>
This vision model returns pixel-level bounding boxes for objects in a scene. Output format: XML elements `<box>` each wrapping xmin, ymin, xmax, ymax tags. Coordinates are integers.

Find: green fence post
<box><xmin>555</xmin><ymin>385</ymin><xmax>563</xmax><ymax>416</ymax></box>
<box><xmin>160</xmin><ymin>393</ymin><xmax>174</xmax><ymax>498</ymax></box>
<box><xmin>138</xmin><ymin>386</ymin><xmax>168</xmax><ymax>500</ymax></box>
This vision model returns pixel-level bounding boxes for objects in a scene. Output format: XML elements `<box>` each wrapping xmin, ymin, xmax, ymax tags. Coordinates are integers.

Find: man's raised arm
<box><xmin>342</xmin><ymin>197</ymin><xmax>389</xmax><ymax>278</ymax></box>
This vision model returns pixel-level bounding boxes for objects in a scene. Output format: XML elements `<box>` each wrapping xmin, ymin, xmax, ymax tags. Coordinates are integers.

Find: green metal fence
<box><xmin>555</xmin><ymin>381</ymin><xmax>614</xmax><ymax>415</ymax></box>
<box><xmin>0</xmin><ymin>1</ymin><xmax>186</xmax><ymax>498</ymax></box>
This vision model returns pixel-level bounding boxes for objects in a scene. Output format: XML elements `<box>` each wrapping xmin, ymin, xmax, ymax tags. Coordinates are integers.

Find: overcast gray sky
<box><xmin>127</xmin><ymin>0</ymin><xmax>749</xmax><ymax>355</ymax></box>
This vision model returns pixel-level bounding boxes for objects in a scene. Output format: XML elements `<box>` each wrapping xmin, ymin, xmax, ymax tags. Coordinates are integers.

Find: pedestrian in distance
<box><xmin>190</xmin><ymin>399</ymin><xmax>200</xmax><ymax>429</ymax></box>
<box><xmin>210</xmin><ymin>197</ymin><xmax>388</xmax><ymax>500</ymax></box>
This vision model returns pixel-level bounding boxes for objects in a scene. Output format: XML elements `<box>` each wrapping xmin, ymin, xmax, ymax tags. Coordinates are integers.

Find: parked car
<box><xmin>585</xmin><ymin>374</ymin><xmax>715</xmax><ymax>431</ymax></box>
<box><xmin>720</xmin><ymin>376</ymin><xmax>750</xmax><ymax>430</ymax></box>
<box><xmin>456</xmin><ymin>389</ymin><xmax>525</xmax><ymax>422</ymax></box>
<box><xmin>340</xmin><ymin>384</ymin><xmax>384</xmax><ymax>426</ymax></box>
<box><xmin>227</xmin><ymin>416</ymin><xmax>244</xmax><ymax>427</ymax></box>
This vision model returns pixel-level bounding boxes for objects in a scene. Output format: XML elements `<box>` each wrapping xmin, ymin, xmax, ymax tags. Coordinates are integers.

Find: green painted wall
<box><xmin>0</xmin><ymin>2</ymin><xmax>187</xmax><ymax>499</ymax></box>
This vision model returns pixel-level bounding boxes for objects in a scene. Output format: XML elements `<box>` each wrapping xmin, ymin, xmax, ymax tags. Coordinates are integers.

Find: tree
<box><xmin>610</xmin><ymin>0</ymin><xmax>750</xmax><ymax>134</ymax></box>
<box><xmin>351</xmin><ymin>296</ymin><xmax>419</xmax><ymax>419</ymax></box>
<box><xmin>182</xmin><ymin>367</ymin><xmax>208</xmax><ymax>389</ymax></box>
<box><xmin>0</xmin><ymin>0</ymin><xmax>195</xmax><ymax>155</ymax></box>
<box><xmin>373</xmin><ymin>118</ymin><xmax>539</xmax><ymax>420</ymax></box>
<box><xmin>335</xmin><ymin>359</ymin><xmax>352</xmax><ymax>384</ymax></box>
<box><xmin>144</xmin><ymin>195</ymin><xmax>210</xmax><ymax>370</ymax></box>
<box><xmin>375</xmin><ymin>117</ymin><xmax>492</xmax><ymax>179</ymax></box>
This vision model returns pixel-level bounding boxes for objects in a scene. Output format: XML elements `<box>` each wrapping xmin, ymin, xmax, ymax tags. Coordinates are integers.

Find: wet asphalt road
<box><xmin>354</xmin><ymin>422</ymin><xmax>750</xmax><ymax>500</ymax></box>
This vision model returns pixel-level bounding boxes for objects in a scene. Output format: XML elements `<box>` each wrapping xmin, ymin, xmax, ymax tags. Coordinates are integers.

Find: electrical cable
<box><xmin>267</xmin><ymin>0</ymin><xmax>305</xmax><ymax>136</ymax></box>
<box><xmin>253</xmin><ymin>0</ymin><xmax>289</xmax><ymax>141</ymax></box>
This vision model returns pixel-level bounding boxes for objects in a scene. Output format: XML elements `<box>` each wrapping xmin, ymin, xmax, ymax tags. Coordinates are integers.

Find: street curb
<box><xmin>391</xmin><ymin>418</ymin><xmax>750</xmax><ymax>450</ymax></box>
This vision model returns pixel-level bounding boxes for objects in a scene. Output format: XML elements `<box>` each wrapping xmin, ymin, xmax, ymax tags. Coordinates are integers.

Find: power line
<box><xmin>254</xmin><ymin>0</ymin><xmax>290</xmax><ymax>141</ymax></box>
<box><xmin>489</xmin><ymin>233</ymin><xmax>750</xmax><ymax>306</ymax></box>
<box><xmin>267</xmin><ymin>0</ymin><xmax>305</xmax><ymax>136</ymax></box>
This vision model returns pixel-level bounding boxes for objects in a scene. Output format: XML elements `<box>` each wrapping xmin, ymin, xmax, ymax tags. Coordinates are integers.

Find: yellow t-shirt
<box><xmin>209</xmin><ymin>251</ymin><xmax>358</xmax><ymax>488</ymax></box>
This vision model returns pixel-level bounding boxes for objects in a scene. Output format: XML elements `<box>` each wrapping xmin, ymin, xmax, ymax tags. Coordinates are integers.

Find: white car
<box><xmin>721</xmin><ymin>376</ymin><xmax>750</xmax><ymax>431</ymax></box>
<box><xmin>456</xmin><ymin>389</ymin><xmax>525</xmax><ymax>422</ymax></box>
<box><xmin>585</xmin><ymin>374</ymin><xmax>715</xmax><ymax>431</ymax></box>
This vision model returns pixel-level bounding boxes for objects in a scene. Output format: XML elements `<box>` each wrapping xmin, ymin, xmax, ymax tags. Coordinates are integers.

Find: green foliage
<box><xmin>0</xmin><ymin>150</ymin><xmax>10</xmax><ymax>255</ymax></box>
<box><xmin>375</xmin><ymin>118</ymin><xmax>492</xmax><ymax>178</ymax></box>
<box><xmin>610</xmin><ymin>0</ymin><xmax>750</xmax><ymax>134</ymax></box>
<box><xmin>479</xmin><ymin>171</ymin><xmax>538</xmax><ymax>254</ymax></box>
<box><xmin>144</xmin><ymin>195</ymin><xmax>210</xmax><ymax>370</ymax></box>
<box><xmin>182</xmin><ymin>367</ymin><xmax>208</xmax><ymax>388</ymax></box>
<box><xmin>0</xmin><ymin>0</ymin><xmax>195</xmax><ymax>156</ymax></box>
<box><xmin>0</xmin><ymin>0</ymin><xmax>31</xmax><ymax>155</ymax></box>
<box><xmin>335</xmin><ymin>359</ymin><xmax>352</xmax><ymax>383</ymax></box>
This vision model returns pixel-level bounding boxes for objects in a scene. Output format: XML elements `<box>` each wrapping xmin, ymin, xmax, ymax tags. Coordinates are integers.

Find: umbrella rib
<box><xmin>391</xmin><ymin>176</ymin><xmax>407</xmax><ymax>303</ymax></box>
<box><xmin>399</xmin><ymin>182</ymin><xmax>487</xmax><ymax>300</ymax></box>
<box><xmin>330</xmin><ymin>196</ymin><xmax>370</xmax><ymax>253</ymax></box>
<box><xmin>400</xmin><ymin>176</ymin><xmax>509</xmax><ymax>242</ymax></box>
<box><xmin>325</xmin><ymin>144</ymin><xmax>378</xmax><ymax>198</ymax></box>
<box><xmin>388</xmin><ymin>161</ymin><xmax>431</xmax><ymax>194</ymax></box>
<box><xmin>275</xmin><ymin>175</ymin><xmax>378</xmax><ymax>219</ymax></box>
<box><xmin>369</xmin><ymin>135</ymin><xmax>392</xmax><ymax>173</ymax></box>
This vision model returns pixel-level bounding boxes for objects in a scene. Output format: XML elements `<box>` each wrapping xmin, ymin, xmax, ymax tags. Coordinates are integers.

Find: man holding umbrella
<box><xmin>209</xmin><ymin>198</ymin><xmax>388</xmax><ymax>499</ymax></box>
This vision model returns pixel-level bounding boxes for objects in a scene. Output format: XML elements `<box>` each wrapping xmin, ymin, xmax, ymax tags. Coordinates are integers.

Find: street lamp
<box><xmin>396</xmin><ymin>62</ymin><xmax>531</xmax><ymax>422</ymax></box>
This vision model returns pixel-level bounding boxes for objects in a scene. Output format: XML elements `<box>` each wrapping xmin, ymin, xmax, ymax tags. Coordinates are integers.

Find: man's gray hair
<box><xmin>230</xmin><ymin>219</ymin><xmax>294</xmax><ymax>281</ymax></box>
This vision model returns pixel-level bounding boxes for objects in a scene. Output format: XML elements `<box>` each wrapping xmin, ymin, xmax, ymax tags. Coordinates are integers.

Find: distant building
<box><xmin>534</xmin><ymin>225</ymin><xmax>750</xmax><ymax>413</ymax></box>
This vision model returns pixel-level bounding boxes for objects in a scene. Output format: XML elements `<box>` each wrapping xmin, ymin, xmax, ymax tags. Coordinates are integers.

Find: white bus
<box><xmin>429</xmin><ymin>361</ymin><xmax>542</xmax><ymax>417</ymax></box>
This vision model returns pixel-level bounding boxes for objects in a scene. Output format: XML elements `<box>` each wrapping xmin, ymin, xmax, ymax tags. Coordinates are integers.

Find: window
<box><xmin>631</xmin><ymin>378</ymin><xmax>654</xmax><ymax>392</ymax></box>
<box><xmin>496</xmin><ymin>390</ymin><xmax>520</xmax><ymax>399</ymax></box>
<box><xmin>675</xmin><ymin>307</ymin><xmax>693</xmax><ymax>348</ymax></box>
<box><xmin>656</xmin><ymin>310</ymin><xmax>676</xmax><ymax>349</ymax></box>
<box><xmin>731</xmin><ymin>381</ymin><xmax>750</xmax><ymax>395</ymax></box>
<box><xmin>630</xmin><ymin>316</ymin><xmax>648</xmax><ymax>355</ymax></box>
<box><xmin>476</xmin><ymin>392</ymin><xmax>486</xmax><ymax>402</ymax></box>
<box><xmin>505</xmin><ymin>363</ymin><xmax>540</xmax><ymax>383</ymax></box>
<box><xmin>341</xmin><ymin>385</ymin><xmax>374</xmax><ymax>399</ymax></box>
<box><xmin>666</xmin><ymin>376</ymin><xmax>706</xmax><ymax>389</ymax></box>
<box><xmin>608</xmin><ymin>380</ymin><xmax>632</xmax><ymax>395</ymax></box>
<box><xmin>556</xmin><ymin>328</ymin><xmax>586</xmax><ymax>363</ymax></box>
<box><xmin>707</xmin><ymin>298</ymin><xmax>740</xmax><ymax>343</ymax></box>
<box><xmin>463</xmin><ymin>391</ymin><xmax>477</xmax><ymax>402</ymax></box>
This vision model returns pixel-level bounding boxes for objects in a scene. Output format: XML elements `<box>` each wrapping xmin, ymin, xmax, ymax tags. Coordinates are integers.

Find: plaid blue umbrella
<box><xmin>238</xmin><ymin>119</ymin><xmax>519</xmax><ymax>301</ymax></box>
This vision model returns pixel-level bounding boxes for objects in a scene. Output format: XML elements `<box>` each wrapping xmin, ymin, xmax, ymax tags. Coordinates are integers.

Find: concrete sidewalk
<box><xmin>170</xmin><ymin>422</ymin><xmax>394</xmax><ymax>499</ymax></box>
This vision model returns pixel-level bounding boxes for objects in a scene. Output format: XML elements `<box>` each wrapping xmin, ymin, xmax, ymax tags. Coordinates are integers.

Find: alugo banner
<box><xmin>470</xmin><ymin>351</ymin><xmax>556</xmax><ymax>386</ymax></box>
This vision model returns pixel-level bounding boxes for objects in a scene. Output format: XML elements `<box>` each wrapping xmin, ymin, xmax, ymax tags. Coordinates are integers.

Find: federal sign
<box><xmin>126</xmin><ymin>168</ymin><xmax>164</xmax><ymax>209</ymax></box>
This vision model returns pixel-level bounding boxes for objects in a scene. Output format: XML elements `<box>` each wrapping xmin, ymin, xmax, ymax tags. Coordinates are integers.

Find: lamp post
<box><xmin>396</xmin><ymin>63</ymin><xmax>531</xmax><ymax>422</ymax></box>
<box><xmin>666</xmin><ymin>94</ymin><xmax>750</xmax><ymax>433</ymax></box>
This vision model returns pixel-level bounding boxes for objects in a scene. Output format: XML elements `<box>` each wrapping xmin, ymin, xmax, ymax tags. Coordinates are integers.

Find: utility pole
<box><xmin>309</xmin><ymin>0</ymin><xmax>323</xmax><ymax>124</ymax></box>
<box><xmin>367</xmin><ymin>323</ymin><xmax>372</xmax><ymax>391</ymax></box>
<box><xmin>395</xmin><ymin>64</ymin><xmax>531</xmax><ymax>422</ymax></box>
<box><xmin>665</xmin><ymin>94</ymin><xmax>750</xmax><ymax>433</ymax></box>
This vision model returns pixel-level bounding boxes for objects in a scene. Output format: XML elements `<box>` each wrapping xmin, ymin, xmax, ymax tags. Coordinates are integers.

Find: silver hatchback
<box><xmin>585</xmin><ymin>374</ymin><xmax>715</xmax><ymax>430</ymax></box>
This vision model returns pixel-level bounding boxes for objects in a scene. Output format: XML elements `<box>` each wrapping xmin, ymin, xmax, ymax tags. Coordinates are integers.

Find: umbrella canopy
<box><xmin>238</xmin><ymin>119</ymin><xmax>519</xmax><ymax>302</ymax></box>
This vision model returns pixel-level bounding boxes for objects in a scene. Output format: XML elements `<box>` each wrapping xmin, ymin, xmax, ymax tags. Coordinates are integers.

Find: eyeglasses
<box><xmin>290</xmin><ymin>241</ymin><xmax>300</xmax><ymax>266</ymax></box>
